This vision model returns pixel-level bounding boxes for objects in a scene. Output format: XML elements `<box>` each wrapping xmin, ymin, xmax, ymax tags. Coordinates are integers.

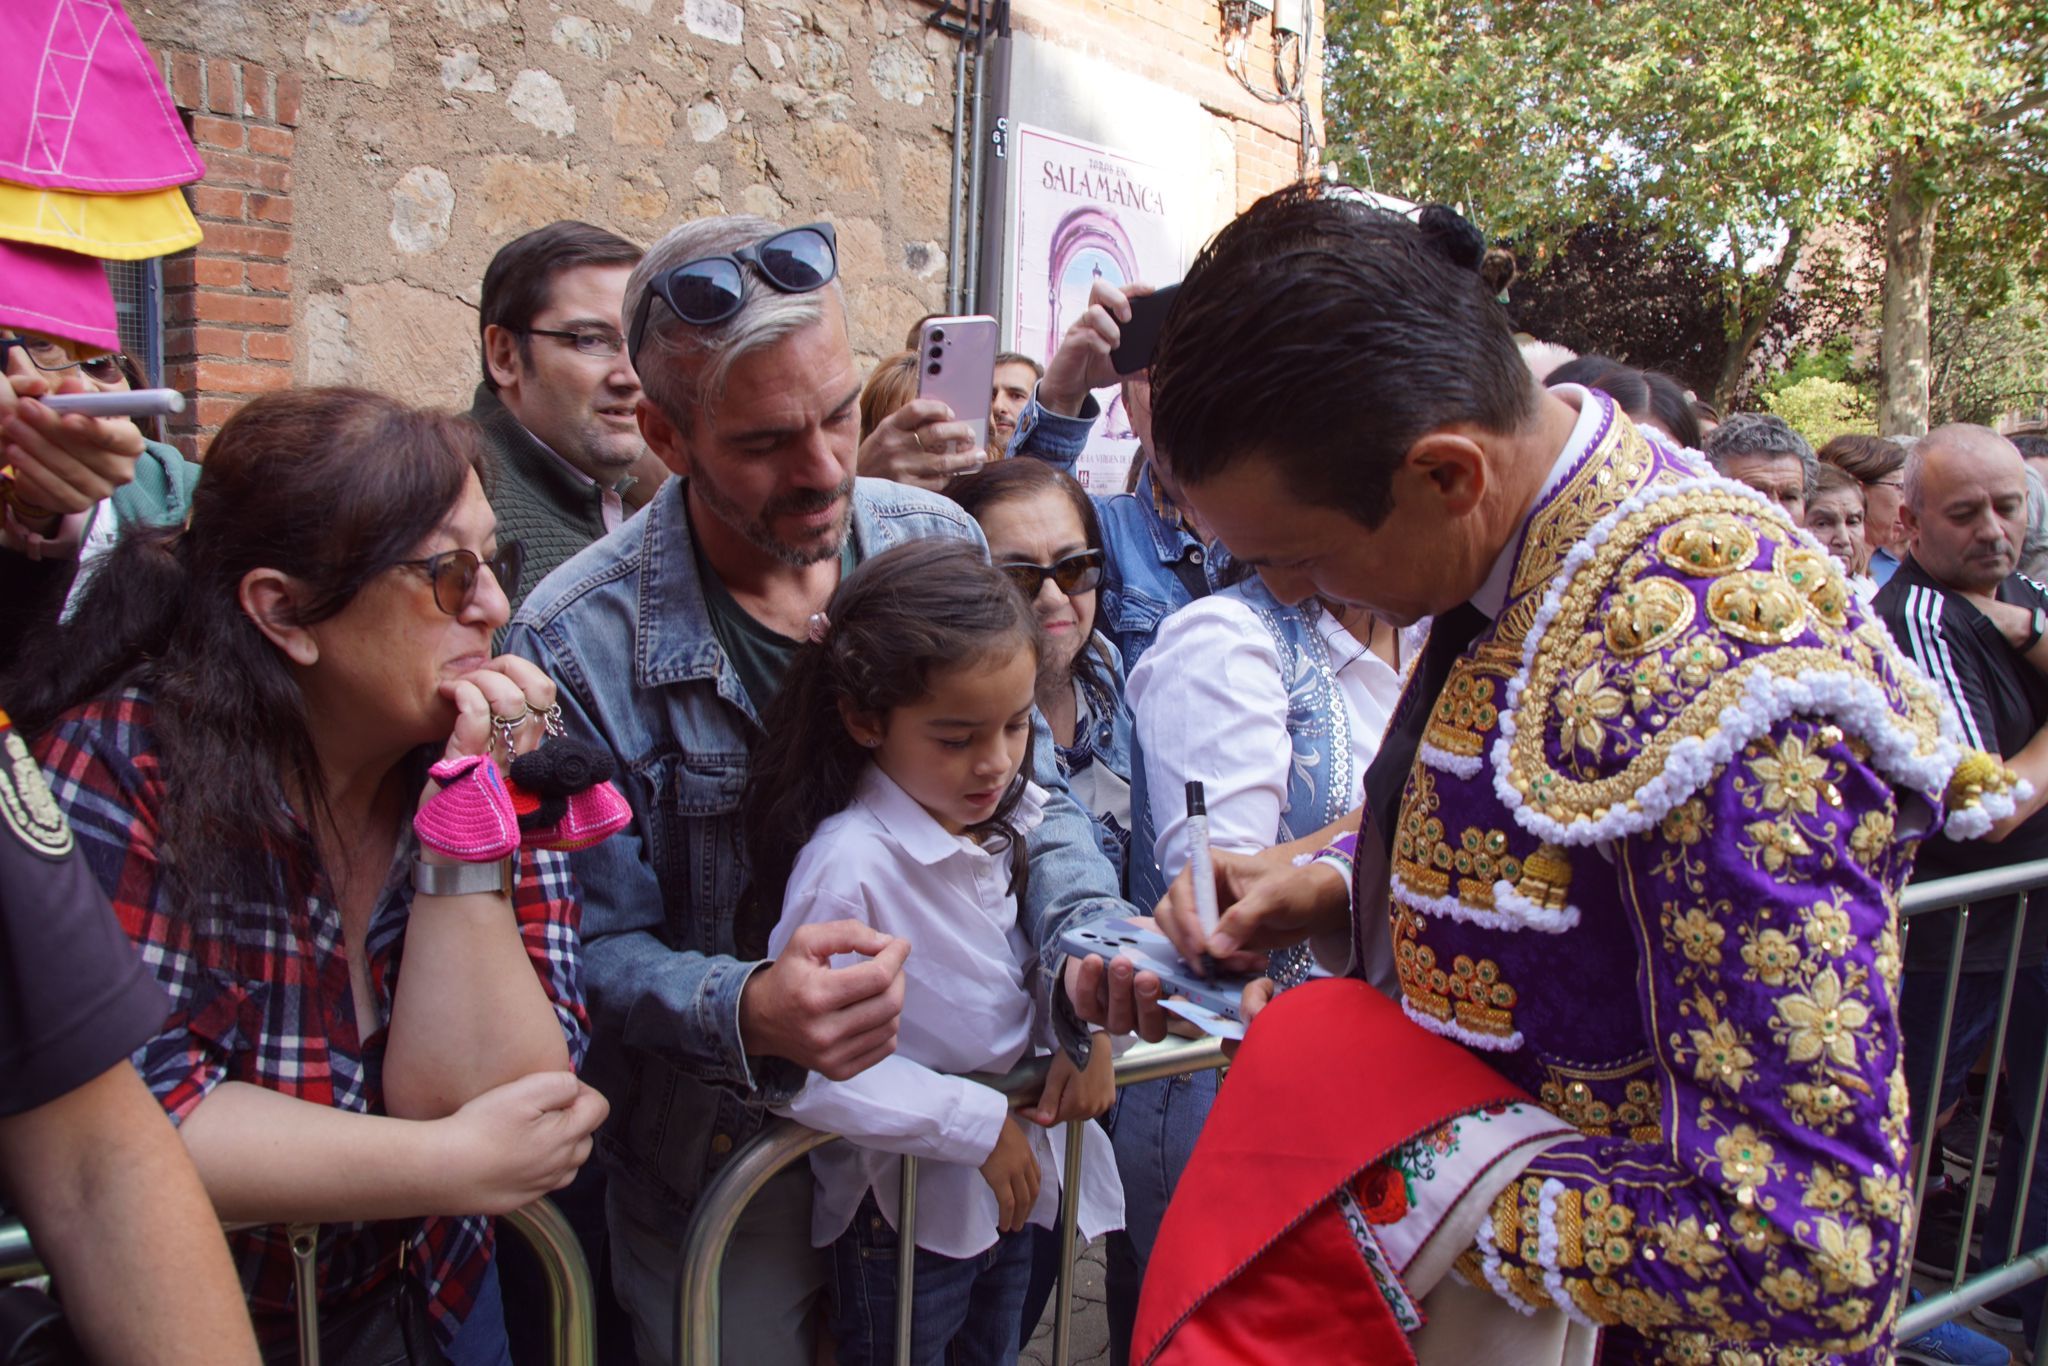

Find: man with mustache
<box><xmin>504</xmin><ymin>213</ymin><xmax>1160</xmax><ymax>1365</ymax></box>
<box><xmin>1875</xmin><ymin>424</ymin><xmax>2048</xmax><ymax>1351</ymax></box>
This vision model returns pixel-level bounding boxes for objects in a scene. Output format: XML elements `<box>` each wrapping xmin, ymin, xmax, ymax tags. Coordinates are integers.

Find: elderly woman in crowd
<box><xmin>1804</xmin><ymin>461</ymin><xmax>1878</xmax><ymax>600</ymax></box>
<box><xmin>4</xmin><ymin>388</ymin><xmax>605</xmax><ymax>1363</ymax></box>
<box><xmin>944</xmin><ymin>458</ymin><xmax>1135</xmax><ymax>882</ymax></box>
<box><xmin>1818</xmin><ymin>432</ymin><xmax>1909</xmax><ymax>586</ymax></box>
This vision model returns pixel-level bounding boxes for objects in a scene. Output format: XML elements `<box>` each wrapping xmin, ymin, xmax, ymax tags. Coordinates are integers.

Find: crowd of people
<box><xmin>3</xmin><ymin>182</ymin><xmax>2047</xmax><ymax>1366</ymax></box>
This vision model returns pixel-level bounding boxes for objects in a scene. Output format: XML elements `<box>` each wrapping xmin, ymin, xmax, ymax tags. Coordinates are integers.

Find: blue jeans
<box><xmin>445</xmin><ymin>1260</ymin><xmax>510</xmax><ymax>1366</ymax></box>
<box><xmin>1097</xmin><ymin>1069</ymin><xmax>1220</xmax><ymax>1365</ymax></box>
<box><xmin>829</xmin><ymin>1194</ymin><xmax>1032</xmax><ymax>1366</ymax></box>
<box><xmin>1900</xmin><ymin>961</ymin><xmax>2048</xmax><ymax>1341</ymax></box>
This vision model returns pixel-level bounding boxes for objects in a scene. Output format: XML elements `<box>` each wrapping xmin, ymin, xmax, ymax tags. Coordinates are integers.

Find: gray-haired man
<box><xmin>504</xmin><ymin>215</ymin><xmax>1159</xmax><ymax>1363</ymax></box>
<box><xmin>1702</xmin><ymin>410</ymin><xmax>1817</xmax><ymax>523</ymax></box>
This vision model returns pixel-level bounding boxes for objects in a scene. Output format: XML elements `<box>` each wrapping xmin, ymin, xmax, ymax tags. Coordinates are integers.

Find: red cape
<box><xmin>1134</xmin><ymin>979</ymin><xmax>1529</xmax><ymax>1366</ymax></box>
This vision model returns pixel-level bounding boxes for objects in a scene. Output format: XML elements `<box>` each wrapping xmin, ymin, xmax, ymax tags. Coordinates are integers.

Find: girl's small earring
<box><xmin>861</xmin><ymin>737</ymin><xmax>880</xmax><ymax>748</ymax></box>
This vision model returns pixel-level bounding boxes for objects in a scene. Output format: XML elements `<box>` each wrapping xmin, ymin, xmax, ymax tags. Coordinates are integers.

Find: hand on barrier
<box><xmin>1153</xmin><ymin>846</ymin><xmax>1348</xmax><ymax>975</ymax></box>
<box><xmin>855</xmin><ymin>398</ymin><xmax>984</xmax><ymax>489</ymax></box>
<box><xmin>436</xmin><ymin>1070</ymin><xmax>609</xmax><ymax>1216</ymax></box>
<box><xmin>740</xmin><ymin>921</ymin><xmax>910</xmax><ymax>1080</ymax></box>
<box><xmin>1025</xmin><ymin>1031</ymin><xmax>1115</xmax><ymax>1127</ymax></box>
<box><xmin>979</xmin><ymin>1116</ymin><xmax>1041</xmax><ymax>1233</ymax></box>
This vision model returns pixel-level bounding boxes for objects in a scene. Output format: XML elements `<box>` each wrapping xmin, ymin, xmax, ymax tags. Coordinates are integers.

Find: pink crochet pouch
<box><xmin>414</xmin><ymin>753</ymin><xmax>520</xmax><ymax>862</ymax></box>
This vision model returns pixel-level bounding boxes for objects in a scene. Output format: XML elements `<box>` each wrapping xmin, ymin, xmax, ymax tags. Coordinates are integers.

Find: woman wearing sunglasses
<box><xmin>943</xmin><ymin>460</ymin><xmax>1134</xmax><ymax>884</ymax></box>
<box><xmin>3</xmin><ymin>388</ymin><xmax>606</xmax><ymax>1365</ymax></box>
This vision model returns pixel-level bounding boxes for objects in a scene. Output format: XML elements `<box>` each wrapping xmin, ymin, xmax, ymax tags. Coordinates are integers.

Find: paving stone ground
<box><xmin>1020</xmin><ymin>1237</ymin><xmax>1111</xmax><ymax>1366</ymax></box>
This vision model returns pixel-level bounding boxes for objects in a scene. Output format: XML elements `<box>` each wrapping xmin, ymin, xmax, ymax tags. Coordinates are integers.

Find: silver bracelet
<box><xmin>412</xmin><ymin>857</ymin><xmax>513</xmax><ymax>898</ymax></box>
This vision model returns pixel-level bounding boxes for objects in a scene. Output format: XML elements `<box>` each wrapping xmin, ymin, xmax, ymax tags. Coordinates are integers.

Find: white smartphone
<box><xmin>914</xmin><ymin>315</ymin><xmax>998</xmax><ymax>457</ymax></box>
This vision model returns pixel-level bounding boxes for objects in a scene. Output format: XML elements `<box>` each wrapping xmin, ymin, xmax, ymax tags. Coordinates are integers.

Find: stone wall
<box><xmin>136</xmin><ymin>0</ymin><xmax>1322</xmax><ymax>446</ymax></box>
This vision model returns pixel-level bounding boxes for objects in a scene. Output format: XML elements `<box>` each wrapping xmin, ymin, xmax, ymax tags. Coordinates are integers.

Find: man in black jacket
<box><xmin>1874</xmin><ymin>422</ymin><xmax>2048</xmax><ymax>1344</ymax></box>
<box><xmin>472</xmin><ymin>221</ymin><xmax>660</xmax><ymax>613</ymax></box>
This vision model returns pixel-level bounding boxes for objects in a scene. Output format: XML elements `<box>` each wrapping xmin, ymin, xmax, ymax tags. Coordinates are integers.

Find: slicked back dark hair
<box><xmin>1150</xmin><ymin>184</ymin><xmax>1537</xmax><ymax>531</ymax></box>
<box><xmin>478</xmin><ymin>220</ymin><xmax>642</xmax><ymax>393</ymax></box>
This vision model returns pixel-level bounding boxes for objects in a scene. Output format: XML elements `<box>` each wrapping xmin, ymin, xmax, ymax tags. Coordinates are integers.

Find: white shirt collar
<box><xmin>1470</xmin><ymin>384</ymin><xmax>1610</xmax><ymax>621</ymax></box>
<box><xmin>851</xmin><ymin>763</ymin><xmax>1047</xmax><ymax>867</ymax></box>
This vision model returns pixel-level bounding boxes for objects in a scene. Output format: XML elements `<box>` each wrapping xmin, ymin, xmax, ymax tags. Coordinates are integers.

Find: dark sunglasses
<box><xmin>626</xmin><ymin>223</ymin><xmax>838</xmax><ymax>364</ymax></box>
<box><xmin>396</xmin><ymin>542</ymin><xmax>525</xmax><ymax>616</ymax></box>
<box><xmin>998</xmin><ymin>550</ymin><xmax>1104</xmax><ymax>598</ymax></box>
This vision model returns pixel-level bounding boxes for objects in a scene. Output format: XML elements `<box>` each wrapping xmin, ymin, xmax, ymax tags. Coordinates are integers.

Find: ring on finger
<box><xmin>489</xmin><ymin>704</ymin><xmax>534</xmax><ymax>727</ymax></box>
<box><xmin>913</xmin><ymin>429</ymin><xmax>927</xmax><ymax>453</ymax></box>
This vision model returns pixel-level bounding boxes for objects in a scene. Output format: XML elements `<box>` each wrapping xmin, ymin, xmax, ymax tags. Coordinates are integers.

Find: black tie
<box><xmin>1362</xmin><ymin>602</ymin><xmax>1490</xmax><ymax>858</ymax></box>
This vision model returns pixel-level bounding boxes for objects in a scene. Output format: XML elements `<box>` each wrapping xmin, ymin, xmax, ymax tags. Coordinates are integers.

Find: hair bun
<box><xmin>1416</xmin><ymin>204</ymin><xmax>1485</xmax><ymax>273</ymax></box>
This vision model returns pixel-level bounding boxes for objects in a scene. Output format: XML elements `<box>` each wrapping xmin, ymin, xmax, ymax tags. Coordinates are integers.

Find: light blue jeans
<box><xmin>1099</xmin><ymin>1069</ymin><xmax>1220</xmax><ymax>1364</ymax></box>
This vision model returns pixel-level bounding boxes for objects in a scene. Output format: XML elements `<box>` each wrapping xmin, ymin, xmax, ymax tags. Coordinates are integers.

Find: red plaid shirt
<box><xmin>35</xmin><ymin>692</ymin><xmax>589</xmax><ymax>1348</ymax></box>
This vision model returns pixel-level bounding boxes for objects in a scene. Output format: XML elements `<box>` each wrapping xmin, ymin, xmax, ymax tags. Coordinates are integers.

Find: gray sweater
<box><xmin>467</xmin><ymin>383</ymin><xmax>612</xmax><ymax>617</ymax></box>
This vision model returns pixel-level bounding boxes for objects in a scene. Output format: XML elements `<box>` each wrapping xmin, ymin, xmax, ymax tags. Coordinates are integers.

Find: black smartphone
<box><xmin>1109</xmin><ymin>283</ymin><xmax>1180</xmax><ymax>376</ymax></box>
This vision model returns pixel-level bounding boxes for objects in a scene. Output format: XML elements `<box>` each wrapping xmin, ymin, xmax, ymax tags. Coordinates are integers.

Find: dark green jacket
<box><xmin>467</xmin><ymin>383</ymin><xmax>613</xmax><ymax>616</ymax></box>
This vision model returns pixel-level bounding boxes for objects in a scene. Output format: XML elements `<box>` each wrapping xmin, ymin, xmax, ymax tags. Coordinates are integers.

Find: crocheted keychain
<box><xmin>414</xmin><ymin>704</ymin><xmax>631</xmax><ymax>862</ymax></box>
<box><xmin>503</xmin><ymin>704</ymin><xmax>632</xmax><ymax>852</ymax></box>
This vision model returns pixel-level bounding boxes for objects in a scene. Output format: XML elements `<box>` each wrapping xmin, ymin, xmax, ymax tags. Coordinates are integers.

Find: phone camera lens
<box><xmin>929</xmin><ymin>346</ymin><xmax>944</xmax><ymax>360</ymax></box>
<box><xmin>927</xmin><ymin>362</ymin><xmax>942</xmax><ymax>375</ymax></box>
<box><xmin>929</xmin><ymin>329</ymin><xmax>945</xmax><ymax>342</ymax></box>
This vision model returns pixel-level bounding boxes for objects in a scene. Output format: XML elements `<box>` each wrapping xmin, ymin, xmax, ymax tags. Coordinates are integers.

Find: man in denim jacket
<box><xmin>505</xmin><ymin>214</ymin><xmax>1155</xmax><ymax>1365</ymax></box>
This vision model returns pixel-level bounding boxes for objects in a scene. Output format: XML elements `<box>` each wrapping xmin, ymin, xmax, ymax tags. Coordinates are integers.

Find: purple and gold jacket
<box><xmin>1364</xmin><ymin>402</ymin><xmax>2008</xmax><ymax>1363</ymax></box>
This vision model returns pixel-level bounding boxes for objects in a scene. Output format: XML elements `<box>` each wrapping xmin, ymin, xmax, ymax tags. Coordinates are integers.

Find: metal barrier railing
<box><xmin>1896</xmin><ymin>857</ymin><xmax>2048</xmax><ymax>1360</ymax></box>
<box><xmin>676</xmin><ymin>1034</ymin><xmax>1228</xmax><ymax>1366</ymax></box>
<box><xmin>675</xmin><ymin>860</ymin><xmax>2048</xmax><ymax>1363</ymax></box>
<box><xmin>0</xmin><ymin>1197</ymin><xmax>594</xmax><ymax>1365</ymax></box>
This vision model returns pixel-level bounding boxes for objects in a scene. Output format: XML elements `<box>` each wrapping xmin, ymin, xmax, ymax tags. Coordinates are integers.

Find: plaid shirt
<box><xmin>35</xmin><ymin>691</ymin><xmax>589</xmax><ymax>1348</ymax></box>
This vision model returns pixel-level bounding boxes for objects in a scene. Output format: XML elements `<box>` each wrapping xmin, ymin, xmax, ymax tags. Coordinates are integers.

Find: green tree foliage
<box><xmin>1323</xmin><ymin>0</ymin><xmax>2046</xmax><ymax>427</ymax></box>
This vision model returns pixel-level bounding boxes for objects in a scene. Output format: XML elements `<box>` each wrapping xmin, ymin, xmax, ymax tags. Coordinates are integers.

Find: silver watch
<box><xmin>412</xmin><ymin>858</ymin><xmax>513</xmax><ymax>898</ymax></box>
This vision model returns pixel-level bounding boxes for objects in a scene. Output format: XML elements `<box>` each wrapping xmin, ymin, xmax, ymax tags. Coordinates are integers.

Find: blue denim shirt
<box><xmin>1012</xmin><ymin>394</ymin><xmax>1221</xmax><ymax>668</ymax></box>
<box><xmin>503</xmin><ymin>475</ymin><xmax>1129</xmax><ymax>1225</ymax></box>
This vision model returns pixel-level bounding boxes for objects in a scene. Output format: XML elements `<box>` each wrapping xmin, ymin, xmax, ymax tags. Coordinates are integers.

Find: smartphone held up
<box><xmin>915</xmin><ymin>315</ymin><xmax>998</xmax><ymax>457</ymax></box>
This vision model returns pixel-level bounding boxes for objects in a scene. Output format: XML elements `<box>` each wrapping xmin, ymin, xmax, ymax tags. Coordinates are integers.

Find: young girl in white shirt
<box><xmin>744</xmin><ymin>538</ymin><xmax>1123</xmax><ymax>1366</ymax></box>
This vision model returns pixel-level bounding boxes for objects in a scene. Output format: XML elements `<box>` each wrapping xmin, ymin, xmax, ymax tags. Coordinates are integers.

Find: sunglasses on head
<box><xmin>396</xmin><ymin>542</ymin><xmax>526</xmax><ymax>616</ymax></box>
<box><xmin>998</xmin><ymin>550</ymin><xmax>1104</xmax><ymax>598</ymax></box>
<box><xmin>626</xmin><ymin>223</ymin><xmax>838</xmax><ymax>364</ymax></box>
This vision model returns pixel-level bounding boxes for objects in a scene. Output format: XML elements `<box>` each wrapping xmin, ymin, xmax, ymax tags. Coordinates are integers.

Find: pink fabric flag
<box><xmin>0</xmin><ymin>0</ymin><xmax>205</xmax><ymax>193</ymax></box>
<box><xmin>0</xmin><ymin>238</ymin><xmax>120</xmax><ymax>352</ymax></box>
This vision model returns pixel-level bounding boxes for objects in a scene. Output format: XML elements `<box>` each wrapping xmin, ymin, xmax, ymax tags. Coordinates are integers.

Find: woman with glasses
<box><xmin>2</xmin><ymin>388</ymin><xmax>607</xmax><ymax>1365</ymax></box>
<box><xmin>943</xmin><ymin>460</ymin><xmax>1133</xmax><ymax>883</ymax></box>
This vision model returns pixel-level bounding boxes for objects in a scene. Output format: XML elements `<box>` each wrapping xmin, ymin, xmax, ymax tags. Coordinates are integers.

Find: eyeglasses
<box><xmin>395</xmin><ymin>542</ymin><xmax>525</xmax><ymax>616</ymax></box>
<box><xmin>626</xmin><ymin>223</ymin><xmax>838</xmax><ymax>363</ymax></box>
<box><xmin>520</xmin><ymin>327</ymin><xmax>628</xmax><ymax>360</ymax></box>
<box><xmin>1</xmin><ymin>334</ymin><xmax>128</xmax><ymax>385</ymax></box>
<box><xmin>998</xmin><ymin>550</ymin><xmax>1104</xmax><ymax>598</ymax></box>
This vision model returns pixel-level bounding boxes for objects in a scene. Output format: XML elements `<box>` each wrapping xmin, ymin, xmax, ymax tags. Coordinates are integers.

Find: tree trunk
<box><xmin>1711</xmin><ymin>224</ymin><xmax>1807</xmax><ymax>411</ymax></box>
<box><xmin>1878</xmin><ymin>148</ymin><xmax>1938</xmax><ymax>436</ymax></box>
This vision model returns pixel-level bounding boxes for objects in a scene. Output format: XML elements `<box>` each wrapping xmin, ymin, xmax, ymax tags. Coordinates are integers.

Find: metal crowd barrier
<box><xmin>675</xmin><ymin>861</ymin><xmax>2048</xmax><ymax>1364</ymax></box>
<box><xmin>1895</xmin><ymin>857</ymin><xmax>2048</xmax><ymax>1360</ymax></box>
<box><xmin>0</xmin><ymin>1197</ymin><xmax>594</xmax><ymax>1366</ymax></box>
<box><xmin>676</xmin><ymin>1034</ymin><xmax>1228</xmax><ymax>1366</ymax></box>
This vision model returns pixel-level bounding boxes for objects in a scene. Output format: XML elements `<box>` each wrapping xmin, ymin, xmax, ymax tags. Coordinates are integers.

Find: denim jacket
<box><xmin>1012</xmin><ymin>394</ymin><xmax>1221</xmax><ymax>669</ymax></box>
<box><xmin>1055</xmin><ymin>631</ymin><xmax>1136</xmax><ymax>886</ymax></box>
<box><xmin>504</xmin><ymin>476</ymin><xmax>1129</xmax><ymax>1225</ymax></box>
<box><xmin>1126</xmin><ymin>577</ymin><xmax>1359</xmax><ymax>914</ymax></box>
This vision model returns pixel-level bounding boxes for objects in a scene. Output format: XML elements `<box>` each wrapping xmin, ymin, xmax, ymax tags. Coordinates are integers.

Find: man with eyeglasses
<box><xmin>473</xmin><ymin>221</ymin><xmax>669</xmax><ymax>614</ymax></box>
<box><xmin>504</xmin><ymin>213</ymin><xmax>1164</xmax><ymax>1365</ymax></box>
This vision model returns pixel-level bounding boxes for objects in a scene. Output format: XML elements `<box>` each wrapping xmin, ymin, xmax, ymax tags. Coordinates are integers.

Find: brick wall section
<box><xmin>157</xmin><ymin>52</ymin><xmax>302</xmax><ymax>457</ymax></box>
